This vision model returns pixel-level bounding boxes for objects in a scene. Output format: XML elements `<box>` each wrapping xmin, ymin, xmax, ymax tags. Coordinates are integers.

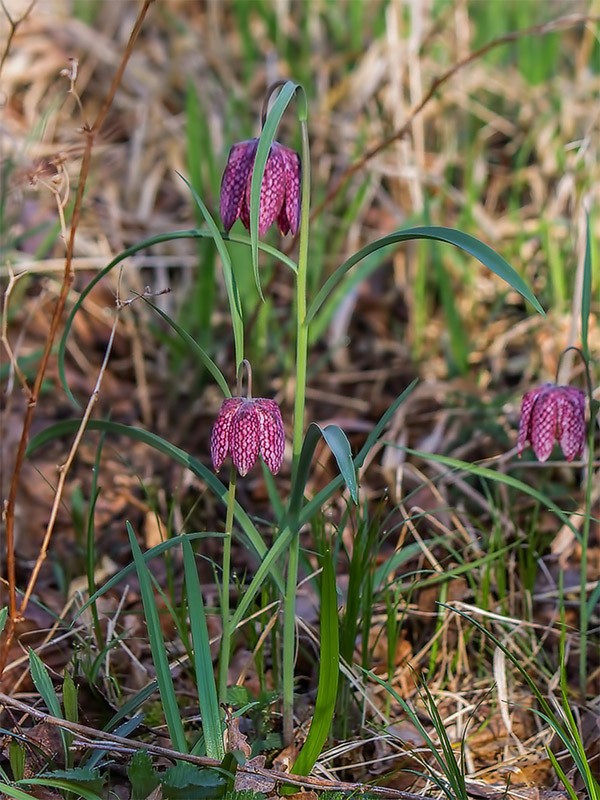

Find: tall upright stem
<box><xmin>579</xmin><ymin>358</ymin><xmax>595</xmax><ymax>696</ymax></box>
<box><xmin>283</xmin><ymin>118</ymin><xmax>311</xmax><ymax>746</ymax></box>
<box><xmin>218</xmin><ymin>467</ymin><xmax>237</xmax><ymax>704</ymax></box>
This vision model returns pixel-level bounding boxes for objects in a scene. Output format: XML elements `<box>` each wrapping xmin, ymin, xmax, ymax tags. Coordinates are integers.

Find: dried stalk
<box><xmin>0</xmin><ymin>0</ymin><xmax>154</xmax><ymax>676</ymax></box>
<box><xmin>311</xmin><ymin>13</ymin><xmax>600</xmax><ymax>221</ymax></box>
<box><xmin>0</xmin><ymin>0</ymin><xmax>36</xmax><ymax>77</ymax></box>
<box><xmin>0</xmin><ymin>690</ymin><xmax>435</xmax><ymax>800</ymax></box>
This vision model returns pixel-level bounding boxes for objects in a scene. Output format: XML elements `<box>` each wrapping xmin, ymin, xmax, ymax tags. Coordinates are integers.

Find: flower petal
<box><xmin>210</xmin><ymin>398</ymin><xmax>244</xmax><ymax>471</ymax></box>
<box><xmin>220</xmin><ymin>140</ymin><xmax>258</xmax><ymax>232</ymax></box>
<box><xmin>255</xmin><ymin>398</ymin><xmax>285</xmax><ymax>474</ymax></box>
<box><xmin>277</xmin><ymin>143</ymin><xmax>301</xmax><ymax>236</ymax></box>
<box><xmin>530</xmin><ymin>388</ymin><xmax>559</xmax><ymax>462</ymax></box>
<box><xmin>230</xmin><ymin>401</ymin><xmax>260</xmax><ymax>476</ymax></box>
<box><xmin>557</xmin><ymin>387</ymin><xmax>586</xmax><ymax>461</ymax></box>
<box><xmin>518</xmin><ymin>385</ymin><xmax>545</xmax><ymax>455</ymax></box>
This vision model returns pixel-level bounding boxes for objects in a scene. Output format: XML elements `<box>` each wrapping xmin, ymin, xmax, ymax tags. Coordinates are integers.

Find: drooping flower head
<box><xmin>518</xmin><ymin>383</ymin><xmax>586</xmax><ymax>462</ymax></box>
<box><xmin>211</xmin><ymin>396</ymin><xmax>285</xmax><ymax>476</ymax></box>
<box><xmin>220</xmin><ymin>139</ymin><xmax>301</xmax><ymax>236</ymax></box>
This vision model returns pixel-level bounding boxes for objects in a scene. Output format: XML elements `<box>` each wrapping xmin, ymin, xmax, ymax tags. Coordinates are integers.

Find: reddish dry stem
<box><xmin>0</xmin><ymin>0</ymin><xmax>154</xmax><ymax>677</ymax></box>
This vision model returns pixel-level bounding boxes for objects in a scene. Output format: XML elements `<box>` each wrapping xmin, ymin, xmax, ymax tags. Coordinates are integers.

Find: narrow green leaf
<box><xmin>58</xmin><ymin>228</ymin><xmax>295</xmax><ymax>404</ymax></box>
<box><xmin>0</xmin><ymin>606</ymin><xmax>7</xmax><ymax>636</ymax></box>
<box><xmin>86</xmin><ymin>715</ymin><xmax>144</xmax><ymax>769</ymax></box>
<box><xmin>177</xmin><ymin>172</ymin><xmax>244</xmax><ymax>369</ymax></box>
<box><xmin>321</xmin><ymin>425</ymin><xmax>357</xmax><ymax>503</ymax></box>
<box><xmin>581</xmin><ymin>213</ymin><xmax>592</xmax><ymax>359</ymax></box>
<box><xmin>62</xmin><ymin>671</ymin><xmax>78</xmax><ymax>725</ymax></box>
<box><xmin>142</xmin><ymin>297</ymin><xmax>231</xmax><ymax>398</ymax></box>
<box><xmin>290</xmin><ymin>423</ymin><xmax>357</xmax><ymax>516</ymax></box>
<box><xmin>299</xmin><ymin>380</ymin><xmax>417</xmax><ymax>525</ymax></box>
<box><xmin>249</xmin><ymin>80</ymin><xmax>300</xmax><ymax>299</ymax></box>
<box><xmin>307</xmin><ymin>226</ymin><xmax>545</xmax><ymax>326</ymax></box>
<box><xmin>182</xmin><ymin>537</ymin><xmax>224</xmax><ymax>759</ymax></box>
<box><xmin>292</xmin><ymin>548</ymin><xmax>339</xmax><ymax>776</ymax></box>
<box><xmin>76</xmin><ymin>531</ymin><xmax>222</xmax><ymax>620</ymax></box>
<box><xmin>9</xmin><ymin>741</ymin><xmax>25</xmax><ymax>783</ymax></box>
<box><xmin>0</xmin><ymin>783</ymin><xmax>38</xmax><ymax>800</ymax></box>
<box><xmin>18</xmin><ymin>779</ymin><xmax>103</xmax><ymax>800</ymax></box>
<box><xmin>28</xmin><ymin>649</ymin><xmax>68</xmax><ymax>760</ymax></box>
<box><xmin>127</xmin><ymin>522</ymin><xmax>188</xmax><ymax>754</ymax></box>
<box><xmin>27</xmin><ymin>420</ymin><xmax>284</xmax><ymax>593</ymax></box>
<box><xmin>546</xmin><ymin>748</ymin><xmax>579</xmax><ymax>800</ymax></box>
<box><xmin>400</xmin><ymin>447</ymin><xmax>580</xmax><ymax>541</ymax></box>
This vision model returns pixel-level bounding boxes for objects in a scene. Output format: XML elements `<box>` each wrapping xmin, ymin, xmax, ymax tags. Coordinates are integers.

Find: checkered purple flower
<box><xmin>518</xmin><ymin>383</ymin><xmax>586</xmax><ymax>462</ymax></box>
<box><xmin>211</xmin><ymin>397</ymin><xmax>285</xmax><ymax>476</ymax></box>
<box><xmin>220</xmin><ymin>139</ymin><xmax>301</xmax><ymax>236</ymax></box>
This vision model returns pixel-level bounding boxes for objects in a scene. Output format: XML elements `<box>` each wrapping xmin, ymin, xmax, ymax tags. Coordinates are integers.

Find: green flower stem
<box><xmin>579</xmin><ymin>361</ymin><xmax>596</xmax><ymax>696</ymax></box>
<box><xmin>283</xmin><ymin>117</ymin><xmax>311</xmax><ymax>746</ymax></box>
<box><xmin>218</xmin><ymin>466</ymin><xmax>237</xmax><ymax>705</ymax></box>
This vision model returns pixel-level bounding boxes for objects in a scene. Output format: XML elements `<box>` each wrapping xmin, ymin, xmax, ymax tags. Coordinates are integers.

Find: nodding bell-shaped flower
<box><xmin>518</xmin><ymin>383</ymin><xmax>586</xmax><ymax>462</ymax></box>
<box><xmin>211</xmin><ymin>397</ymin><xmax>285</xmax><ymax>476</ymax></box>
<box><xmin>220</xmin><ymin>139</ymin><xmax>301</xmax><ymax>236</ymax></box>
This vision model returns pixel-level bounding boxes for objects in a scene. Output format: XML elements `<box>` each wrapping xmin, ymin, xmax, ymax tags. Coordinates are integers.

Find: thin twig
<box><xmin>0</xmin><ymin>0</ymin><xmax>36</xmax><ymax>77</ymax></box>
<box><xmin>1</xmin><ymin>268</ymin><xmax>32</xmax><ymax>397</ymax></box>
<box><xmin>311</xmin><ymin>13</ymin><xmax>600</xmax><ymax>221</ymax></box>
<box><xmin>0</xmin><ymin>0</ymin><xmax>154</xmax><ymax>676</ymax></box>
<box><xmin>0</xmin><ymin>691</ymin><xmax>433</xmax><ymax>799</ymax></box>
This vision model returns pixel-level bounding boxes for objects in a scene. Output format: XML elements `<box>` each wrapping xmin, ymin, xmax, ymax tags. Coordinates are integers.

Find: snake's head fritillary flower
<box><xmin>211</xmin><ymin>397</ymin><xmax>285</xmax><ymax>476</ymax></box>
<box><xmin>220</xmin><ymin>139</ymin><xmax>301</xmax><ymax>236</ymax></box>
<box><xmin>518</xmin><ymin>383</ymin><xmax>586</xmax><ymax>462</ymax></box>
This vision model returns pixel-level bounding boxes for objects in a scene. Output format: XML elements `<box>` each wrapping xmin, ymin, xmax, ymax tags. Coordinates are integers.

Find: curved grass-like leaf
<box><xmin>182</xmin><ymin>537</ymin><xmax>224</xmax><ymax>760</ymax></box>
<box><xmin>142</xmin><ymin>297</ymin><xmax>231</xmax><ymax>398</ymax></box>
<box><xmin>0</xmin><ymin>607</ymin><xmax>7</xmax><ymax>637</ymax></box>
<box><xmin>290</xmin><ymin>423</ymin><xmax>357</xmax><ymax>514</ymax></box>
<box><xmin>306</xmin><ymin>226</ymin><xmax>546</xmax><ymax>327</ymax></box>
<box><xmin>18</xmin><ymin>779</ymin><xmax>103</xmax><ymax>800</ymax></box>
<box><xmin>28</xmin><ymin>649</ymin><xmax>68</xmax><ymax>760</ymax></box>
<box><xmin>26</xmin><ymin>420</ymin><xmax>284</xmax><ymax>592</ymax></box>
<box><xmin>0</xmin><ymin>785</ymin><xmax>38</xmax><ymax>800</ymax></box>
<box><xmin>291</xmin><ymin>548</ymin><xmax>339</xmax><ymax>777</ymax></box>
<box><xmin>400</xmin><ymin>447</ymin><xmax>580</xmax><ymax>541</ymax></box>
<box><xmin>127</xmin><ymin>522</ymin><xmax>188</xmax><ymax>754</ymax></box>
<box><xmin>249</xmin><ymin>80</ymin><xmax>301</xmax><ymax>300</ymax></box>
<box><xmin>177</xmin><ymin>173</ymin><xmax>244</xmax><ymax>369</ymax></box>
<box><xmin>299</xmin><ymin>379</ymin><xmax>418</xmax><ymax>525</ymax></box>
<box><xmin>581</xmin><ymin>213</ymin><xmax>592</xmax><ymax>359</ymax></box>
<box><xmin>77</xmin><ymin>532</ymin><xmax>222</xmax><ymax>619</ymax></box>
<box><xmin>58</xmin><ymin>228</ymin><xmax>296</xmax><ymax>406</ymax></box>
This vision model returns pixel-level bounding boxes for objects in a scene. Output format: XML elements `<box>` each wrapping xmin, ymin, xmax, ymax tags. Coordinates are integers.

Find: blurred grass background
<box><xmin>1</xmin><ymin>1</ymin><xmax>599</xmax><ymax>792</ymax></box>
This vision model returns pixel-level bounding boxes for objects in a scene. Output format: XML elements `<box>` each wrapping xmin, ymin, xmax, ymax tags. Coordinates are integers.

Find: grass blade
<box><xmin>177</xmin><ymin>172</ymin><xmax>244</xmax><ymax>369</ymax></box>
<box><xmin>127</xmin><ymin>522</ymin><xmax>188</xmax><ymax>754</ymax></box>
<box><xmin>182</xmin><ymin>537</ymin><xmax>224</xmax><ymax>760</ymax></box>
<box><xmin>291</xmin><ymin>547</ymin><xmax>339</xmax><ymax>777</ymax></box>
<box><xmin>581</xmin><ymin>212</ymin><xmax>592</xmax><ymax>358</ymax></box>
<box><xmin>27</xmin><ymin>420</ymin><xmax>284</xmax><ymax>592</ymax></box>
<box><xmin>306</xmin><ymin>226</ymin><xmax>545</xmax><ymax>327</ymax></box>
<box><xmin>28</xmin><ymin>649</ymin><xmax>68</xmax><ymax>760</ymax></box>
<box><xmin>142</xmin><ymin>297</ymin><xmax>231</xmax><ymax>398</ymax></box>
<box><xmin>249</xmin><ymin>80</ymin><xmax>300</xmax><ymax>300</ymax></box>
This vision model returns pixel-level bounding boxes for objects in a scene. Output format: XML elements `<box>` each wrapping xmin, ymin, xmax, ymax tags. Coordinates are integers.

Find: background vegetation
<box><xmin>0</xmin><ymin>1</ymin><xmax>599</xmax><ymax>799</ymax></box>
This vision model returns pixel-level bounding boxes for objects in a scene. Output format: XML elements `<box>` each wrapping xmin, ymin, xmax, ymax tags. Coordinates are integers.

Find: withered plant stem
<box><xmin>0</xmin><ymin>0</ymin><xmax>36</xmax><ymax>76</ymax></box>
<box><xmin>0</xmin><ymin>690</ymin><xmax>438</xmax><ymax>800</ymax></box>
<box><xmin>0</xmin><ymin>0</ymin><xmax>154</xmax><ymax>677</ymax></box>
